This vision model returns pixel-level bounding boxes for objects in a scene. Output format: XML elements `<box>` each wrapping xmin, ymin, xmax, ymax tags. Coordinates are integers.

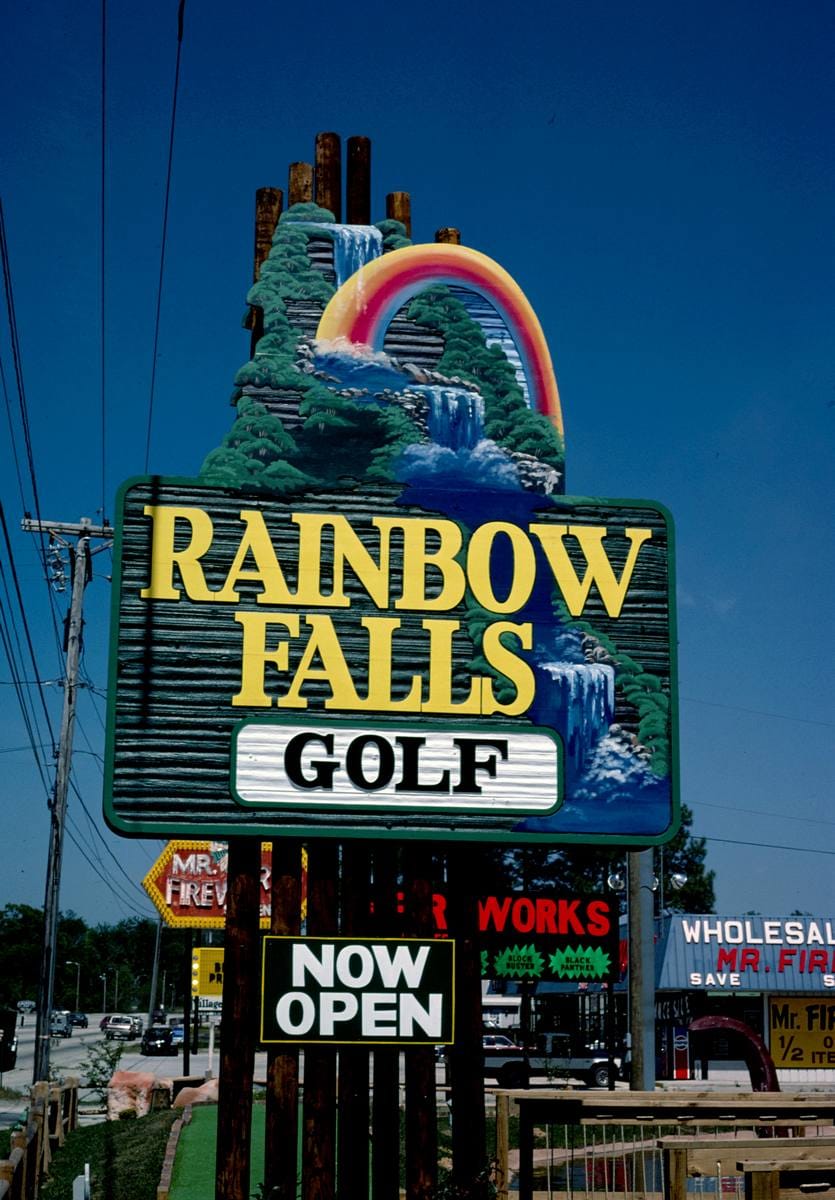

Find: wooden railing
<box><xmin>495</xmin><ymin>1089</ymin><xmax>835</xmax><ymax>1200</ymax></box>
<box><xmin>0</xmin><ymin>1077</ymin><xmax>79</xmax><ymax>1200</ymax></box>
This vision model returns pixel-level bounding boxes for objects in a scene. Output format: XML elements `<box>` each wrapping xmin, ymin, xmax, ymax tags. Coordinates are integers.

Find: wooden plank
<box><xmin>264</xmin><ymin>837</ymin><xmax>302</xmax><ymax>1200</ymax></box>
<box><xmin>336</xmin><ymin>841</ymin><xmax>371</xmax><ymax>1200</ymax></box>
<box><xmin>214</xmin><ymin>837</ymin><xmax>261</xmax><ymax>1200</ymax></box>
<box><xmin>737</xmin><ymin>1159</ymin><xmax>835</xmax><ymax>1172</ymax></box>
<box><xmin>403</xmin><ymin>843</ymin><xmax>438</xmax><ymax>1200</ymax></box>
<box><xmin>660</xmin><ymin>1137</ymin><xmax>835</xmax><ymax>1180</ymax></box>
<box><xmin>301</xmin><ymin>841</ymin><xmax>338</xmax><ymax>1200</ymax></box>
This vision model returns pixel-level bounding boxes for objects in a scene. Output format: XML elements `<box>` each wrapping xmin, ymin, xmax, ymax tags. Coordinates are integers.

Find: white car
<box><xmin>104</xmin><ymin>1015</ymin><xmax>135</xmax><ymax>1041</ymax></box>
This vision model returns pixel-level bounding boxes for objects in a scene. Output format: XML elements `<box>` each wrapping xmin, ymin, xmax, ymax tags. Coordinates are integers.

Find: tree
<box><xmin>478</xmin><ymin>804</ymin><xmax>715</xmax><ymax>913</ymax></box>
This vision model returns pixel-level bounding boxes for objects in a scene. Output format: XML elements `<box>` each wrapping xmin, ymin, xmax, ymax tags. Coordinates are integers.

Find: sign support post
<box><xmin>215</xmin><ymin>838</ymin><xmax>261</xmax><ymax>1200</ymax></box>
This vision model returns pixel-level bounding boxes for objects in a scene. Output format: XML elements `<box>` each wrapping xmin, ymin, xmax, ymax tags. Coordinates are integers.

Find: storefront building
<box><xmin>655</xmin><ymin>914</ymin><xmax>835</xmax><ymax>1084</ymax></box>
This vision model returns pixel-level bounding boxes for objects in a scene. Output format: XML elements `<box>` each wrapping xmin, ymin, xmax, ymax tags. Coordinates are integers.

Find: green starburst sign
<box><xmin>549</xmin><ymin>945</ymin><xmax>612</xmax><ymax>980</ymax></box>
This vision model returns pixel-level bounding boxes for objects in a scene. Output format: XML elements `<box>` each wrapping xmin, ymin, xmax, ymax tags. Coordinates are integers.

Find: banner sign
<box><xmin>659</xmin><ymin>916</ymin><xmax>835</xmax><ymax>991</ymax></box>
<box><xmin>105</xmin><ymin>480</ymin><xmax>676</xmax><ymax>844</ymax></box>
<box><xmin>769</xmin><ymin>998</ymin><xmax>835</xmax><ymax>1069</ymax></box>
<box><xmin>260</xmin><ymin>936</ymin><xmax>454</xmax><ymax>1045</ymax></box>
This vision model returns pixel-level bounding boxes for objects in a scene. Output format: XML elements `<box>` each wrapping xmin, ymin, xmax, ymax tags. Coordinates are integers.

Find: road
<box><xmin>0</xmin><ymin>1013</ymin><xmax>453</xmax><ymax>1129</ymax></box>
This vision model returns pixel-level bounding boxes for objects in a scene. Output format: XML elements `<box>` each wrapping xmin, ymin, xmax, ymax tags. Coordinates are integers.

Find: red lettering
<box><xmin>777</xmin><ymin>948</ymin><xmax>796</xmax><ymax>972</ymax></box>
<box><xmin>479</xmin><ymin>896</ymin><xmax>512</xmax><ymax>932</ymax></box>
<box><xmin>432</xmin><ymin>892</ymin><xmax>447</xmax><ymax>932</ymax></box>
<box><xmin>558</xmin><ymin>899</ymin><xmax>584</xmax><ymax>936</ymax></box>
<box><xmin>717</xmin><ymin>948</ymin><xmax>738</xmax><ymax>971</ymax></box>
<box><xmin>586</xmin><ymin>900</ymin><xmax>611</xmax><ymax>936</ymax></box>
<box><xmin>512</xmin><ymin>898</ymin><xmax>536</xmax><ymax>932</ymax></box>
<box><xmin>739</xmin><ymin>948</ymin><xmax>760</xmax><ymax>971</ymax></box>
<box><xmin>535</xmin><ymin>898</ymin><xmax>557</xmax><ymax>933</ymax></box>
<box><xmin>808</xmin><ymin>949</ymin><xmax>829</xmax><ymax>974</ymax></box>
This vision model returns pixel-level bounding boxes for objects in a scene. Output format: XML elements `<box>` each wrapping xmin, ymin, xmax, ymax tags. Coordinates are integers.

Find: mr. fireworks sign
<box><xmin>104</xmin><ymin>242</ymin><xmax>677</xmax><ymax>844</ymax></box>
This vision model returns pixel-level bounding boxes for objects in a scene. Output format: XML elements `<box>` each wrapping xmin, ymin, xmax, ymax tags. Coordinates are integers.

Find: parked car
<box><xmin>140</xmin><ymin>1026</ymin><xmax>178</xmax><ymax>1056</ymax></box>
<box><xmin>104</xmin><ymin>1015</ymin><xmax>135</xmax><ymax>1041</ymax></box>
<box><xmin>70</xmin><ymin>1011</ymin><xmax>88</xmax><ymax>1028</ymax></box>
<box><xmin>50</xmin><ymin>1010</ymin><xmax>73</xmax><ymax>1038</ymax></box>
<box><xmin>0</xmin><ymin>1008</ymin><xmax>19</xmax><ymax>1070</ymax></box>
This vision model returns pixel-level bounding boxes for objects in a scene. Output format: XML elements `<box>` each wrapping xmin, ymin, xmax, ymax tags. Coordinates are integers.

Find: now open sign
<box><xmin>260</xmin><ymin>936</ymin><xmax>455</xmax><ymax>1045</ymax></box>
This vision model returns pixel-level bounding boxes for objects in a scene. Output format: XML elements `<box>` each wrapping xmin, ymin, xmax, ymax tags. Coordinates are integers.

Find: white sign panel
<box><xmin>232</xmin><ymin>719</ymin><xmax>561</xmax><ymax>813</ymax></box>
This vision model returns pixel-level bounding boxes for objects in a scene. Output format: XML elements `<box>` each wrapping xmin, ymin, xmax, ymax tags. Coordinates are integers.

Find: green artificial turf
<box><xmin>168</xmin><ymin>1105</ymin><xmax>265</xmax><ymax>1199</ymax></box>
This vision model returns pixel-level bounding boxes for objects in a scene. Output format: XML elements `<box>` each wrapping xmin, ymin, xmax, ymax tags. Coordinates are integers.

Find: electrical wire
<box><xmin>100</xmin><ymin>0</ymin><xmax>108</xmax><ymax>521</ymax></box>
<box><xmin>65</xmin><ymin>815</ymin><xmax>151</xmax><ymax>919</ymax></box>
<box><xmin>143</xmin><ymin>0</ymin><xmax>186</xmax><ymax>472</ymax></box>
<box><xmin>69</xmin><ymin>773</ymin><xmax>150</xmax><ymax>902</ymax></box>
<box><xmin>0</xmin><ymin>353</ymin><xmax>27</xmax><ymax>513</ymax></box>
<box><xmin>702</xmin><ymin>834</ymin><xmax>835</xmax><ymax>857</ymax></box>
<box><xmin>0</xmin><ymin>198</ymin><xmax>66</xmax><ymax>662</ymax></box>
<box><xmin>681</xmin><ymin>693</ymin><xmax>833</xmax><ymax>730</ymax></box>
<box><xmin>0</xmin><ymin>500</ymin><xmax>56</xmax><ymax>749</ymax></box>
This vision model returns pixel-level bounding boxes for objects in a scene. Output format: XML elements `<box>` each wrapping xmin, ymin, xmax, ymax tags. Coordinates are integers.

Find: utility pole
<box><xmin>24</xmin><ymin>517</ymin><xmax>112</xmax><ymax>1085</ymax></box>
<box><xmin>628</xmin><ymin>849</ymin><xmax>657</xmax><ymax>1090</ymax></box>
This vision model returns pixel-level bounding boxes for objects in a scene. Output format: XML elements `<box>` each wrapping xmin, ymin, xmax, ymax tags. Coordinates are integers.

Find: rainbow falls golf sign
<box><xmin>105</xmin><ymin>239</ymin><xmax>678</xmax><ymax>845</ymax></box>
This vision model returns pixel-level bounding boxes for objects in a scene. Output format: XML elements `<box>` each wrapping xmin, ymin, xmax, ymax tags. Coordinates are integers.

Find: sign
<box><xmin>769</xmin><ymin>998</ymin><xmax>835</xmax><ymax>1069</ymax></box>
<box><xmin>421</xmin><ymin>891</ymin><xmax>618</xmax><ymax>983</ymax></box>
<box><xmin>658</xmin><ymin>916</ymin><xmax>835</xmax><ymax>991</ymax></box>
<box><xmin>192</xmin><ymin>947</ymin><xmax>225</xmax><ymax>997</ymax></box>
<box><xmin>260</xmin><ymin>936</ymin><xmax>454</xmax><ymax>1045</ymax></box>
<box><xmin>141</xmin><ymin>840</ymin><xmax>308</xmax><ymax>929</ymax></box>
<box><xmin>104</xmin><ymin>242</ymin><xmax>677</xmax><ymax>845</ymax></box>
<box><xmin>105</xmin><ymin>484</ymin><xmax>676</xmax><ymax>844</ymax></box>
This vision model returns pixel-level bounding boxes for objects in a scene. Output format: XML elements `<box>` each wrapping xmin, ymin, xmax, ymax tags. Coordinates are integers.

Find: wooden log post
<box><xmin>315</xmin><ymin>132</ymin><xmax>342</xmax><ymax>222</ymax></box>
<box><xmin>403</xmin><ymin>844</ymin><xmax>438</xmax><ymax>1200</ymax></box>
<box><xmin>215</xmin><ymin>838</ymin><xmax>261</xmax><ymax>1200</ymax></box>
<box><xmin>336</xmin><ymin>842</ymin><xmax>371</xmax><ymax>1200</ymax></box>
<box><xmin>346</xmin><ymin>136</ymin><xmax>371</xmax><ymax>226</ymax></box>
<box><xmin>386</xmin><ymin>192</ymin><xmax>411</xmax><ymax>238</ymax></box>
<box><xmin>435</xmin><ymin>227</ymin><xmax>461</xmax><ymax>244</ymax></box>
<box><xmin>447</xmin><ymin>845</ymin><xmax>488</xmax><ymax>1199</ymax></box>
<box><xmin>371</xmin><ymin>845</ymin><xmax>401</xmax><ymax>1199</ymax></box>
<box><xmin>249</xmin><ymin>186</ymin><xmax>283</xmax><ymax>354</ymax></box>
<box><xmin>264</xmin><ymin>839</ymin><xmax>302</xmax><ymax>1200</ymax></box>
<box><xmin>289</xmin><ymin>162</ymin><xmax>313</xmax><ymax>207</ymax></box>
<box><xmin>302</xmin><ymin>842</ymin><xmax>339</xmax><ymax>1200</ymax></box>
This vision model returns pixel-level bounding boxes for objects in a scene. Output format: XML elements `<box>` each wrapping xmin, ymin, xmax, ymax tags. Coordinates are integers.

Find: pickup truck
<box><xmin>482</xmin><ymin>1031</ymin><xmax>620</xmax><ymax>1089</ymax></box>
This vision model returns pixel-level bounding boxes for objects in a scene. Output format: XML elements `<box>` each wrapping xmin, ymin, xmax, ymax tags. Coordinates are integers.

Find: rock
<box><xmin>107</xmin><ymin>1070</ymin><xmax>171</xmax><ymax>1120</ymax></box>
<box><xmin>173</xmin><ymin>1077</ymin><xmax>219</xmax><ymax>1109</ymax></box>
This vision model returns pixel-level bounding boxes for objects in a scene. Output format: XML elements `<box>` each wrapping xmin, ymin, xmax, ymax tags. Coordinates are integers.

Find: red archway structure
<box><xmin>689</xmin><ymin>1015</ymin><xmax>780</xmax><ymax>1092</ymax></box>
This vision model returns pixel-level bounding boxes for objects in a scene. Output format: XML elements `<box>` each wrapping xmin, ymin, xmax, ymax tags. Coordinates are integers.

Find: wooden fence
<box><xmin>494</xmin><ymin>1089</ymin><xmax>835</xmax><ymax>1200</ymax></box>
<box><xmin>0</xmin><ymin>1077</ymin><xmax>79</xmax><ymax>1200</ymax></box>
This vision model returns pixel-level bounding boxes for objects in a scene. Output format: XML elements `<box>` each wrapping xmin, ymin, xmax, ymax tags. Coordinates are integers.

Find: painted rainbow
<box><xmin>316</xmin><ymin>243</ymin><xmax>564</xmax><ymax>435</ymax></box>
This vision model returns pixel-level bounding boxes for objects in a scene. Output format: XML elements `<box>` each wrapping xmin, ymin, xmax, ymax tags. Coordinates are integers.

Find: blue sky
<box><xmin>1</xmin><ymin>0</ymin><xmax>832</xmax><ymax>925</ymax></box>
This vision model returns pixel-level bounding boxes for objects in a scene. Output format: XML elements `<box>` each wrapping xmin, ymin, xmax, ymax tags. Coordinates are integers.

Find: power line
<box><xmin>144</xmin><ymin>0</ymin><xmax>186</xmax><ymax>472</ymax></box>
<box><xmin>0</xmin><ymin>199</ymin><xmax>66</xmax><ymax>662</ymax></box>
<box><xmin>694</xmin><ymin>798</ymin><xmax>835</xmax><ymax>828</ymax></box>
<box><xmin>69</xmin><ymin>774</ymin><xmax>150</xmax><ymax>902</ymax></box>
<box><xmin>100</xmin><ymin>0</ymin><xmax>108</xmax><ymax>521</ymax></box>
<box><xmin>703</xmin><ymin>834</ymin><xmax>835</xmax><ymax>857</ymax></box>
<box><xmin>0</xmin><ymin>501</ymin><xmax>56</xmax><ymax>749</ymax></box>
<box><xmin>65</xmin><ymin>817</ymin><xmax>150</xmax><ymax>920</ymax></box>
<box><xmin>681</xmin><ymin>693</ymin><xmax>833</xmax><ymax>730</ymax></box>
